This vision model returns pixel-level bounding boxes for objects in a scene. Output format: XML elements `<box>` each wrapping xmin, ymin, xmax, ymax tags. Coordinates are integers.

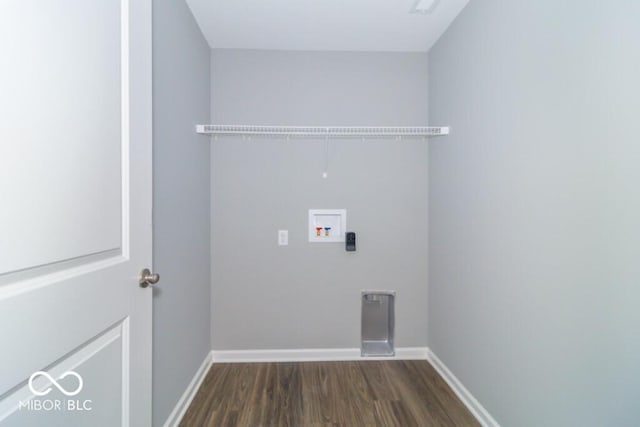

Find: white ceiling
<box><xmin>185</xmin><ymin>0</ymin><xmax>470</xmax><ymax>52</ymax></box>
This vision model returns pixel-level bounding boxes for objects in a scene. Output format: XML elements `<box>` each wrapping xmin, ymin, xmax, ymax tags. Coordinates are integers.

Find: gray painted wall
<box><xmin>428</xmin><ymin>1</ymin><xmax>640</xmax><ymax>426</ymax></box>
<box><xmin>152</xmin><ymin>0</ymin><xmax>210</xmax><ymax>425</ymax></box>
<box><xmin>211</xmin><ymin>50</ymin><xmax>429</xmax><ymax>350</ymax></box>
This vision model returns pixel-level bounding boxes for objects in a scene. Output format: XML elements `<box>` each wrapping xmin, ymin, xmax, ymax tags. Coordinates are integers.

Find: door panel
<box><xmin>0</xmin><ymin>0</ymin><xmax>152</xmax><ymax>425</ymax></box>
<box><xmin>2</xmin><ymin>322</ymin><xmax>125</xmax><ymax>426</ymax></box>
<box><xmin>0</xmin><ymin>0</ymin><xmax>123</xmax><ymax>274</ymax></box>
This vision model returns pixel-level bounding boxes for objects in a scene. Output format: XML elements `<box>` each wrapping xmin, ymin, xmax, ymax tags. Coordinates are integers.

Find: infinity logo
<box><xmin>28</xmin><ymin>371</ymin><xmax>84</xmax><ymax>397</ymax></box>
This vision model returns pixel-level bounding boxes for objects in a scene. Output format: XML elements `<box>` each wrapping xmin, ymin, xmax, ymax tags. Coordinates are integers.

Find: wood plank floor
<box><xmin>180</xmin><ymin>360</ymin><xmax>480</xmax><ymax>427</ymax></box>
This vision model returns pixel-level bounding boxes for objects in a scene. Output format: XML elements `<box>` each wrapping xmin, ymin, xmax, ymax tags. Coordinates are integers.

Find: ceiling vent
<box><xmin>410</xmin><ymin>0</ymin><xmax>440</xmax><ymax>14</ymax></box>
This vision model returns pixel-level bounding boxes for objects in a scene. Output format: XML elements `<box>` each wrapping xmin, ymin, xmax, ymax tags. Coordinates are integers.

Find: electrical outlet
<box><xmin>278</xmin><ymin>230</ymin><xmax>288</xmax><ymax>246</ymax></box>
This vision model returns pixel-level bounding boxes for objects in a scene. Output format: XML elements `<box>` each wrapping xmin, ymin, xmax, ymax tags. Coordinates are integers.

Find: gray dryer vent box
<box><xmin>361</xmin><ymin>291</ymin><xmax>395</xmax><ymax>357</ymax></box>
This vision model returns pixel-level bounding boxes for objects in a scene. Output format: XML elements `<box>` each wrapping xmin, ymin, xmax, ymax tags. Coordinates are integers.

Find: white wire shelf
<box><xmin>196</xmin><ymin>124</ymin><xmax>449</xmax><ymax>138</ymax></box>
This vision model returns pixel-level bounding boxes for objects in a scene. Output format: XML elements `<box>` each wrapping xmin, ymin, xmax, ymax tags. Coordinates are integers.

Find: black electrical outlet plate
<box><xmin>346</xmin><ymin>232</ymin><xmax>356</xmax><ymax>252</ymax></box>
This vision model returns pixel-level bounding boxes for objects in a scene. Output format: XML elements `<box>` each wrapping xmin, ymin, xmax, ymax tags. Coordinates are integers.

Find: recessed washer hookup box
<box><xmin>308</xmin><ymin>209</ymin><xmax>346</xmax><ymax>242</ymax></box>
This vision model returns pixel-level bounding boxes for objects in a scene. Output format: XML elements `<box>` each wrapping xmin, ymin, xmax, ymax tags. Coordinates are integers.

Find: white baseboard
<box><xmin>211</xmin><ymin>347</ymin><xmax>429</xmax><ymax>363</ymax></box>
<box><xmin>426</xmin><ymin>349</ymin><xmax>500</xmax><ymax>427</ymax></box>
<box><xmin>163</xmin><ymin>350</ymin><xmax>213</xmax><ymax>427</ymax></box>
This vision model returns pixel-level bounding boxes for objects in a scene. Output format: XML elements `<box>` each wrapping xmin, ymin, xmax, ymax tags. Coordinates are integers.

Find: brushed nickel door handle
<box><xmin>139</xmin><ymin>268</ymin><xmax>160</xmax><ymax>288</ymax></box>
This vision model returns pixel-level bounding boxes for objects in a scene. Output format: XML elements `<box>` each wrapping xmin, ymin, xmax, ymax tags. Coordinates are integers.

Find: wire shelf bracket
<box><xmin>196</xmin><ymin>124</ymin><xmax>450</xmax><ymax>138</ymax></box>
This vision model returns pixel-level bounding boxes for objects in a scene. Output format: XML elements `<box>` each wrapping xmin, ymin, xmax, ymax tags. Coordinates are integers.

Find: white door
<box><xmin>0</xmin><ymin>0</ymin><xmax>153</xmax><ymax>426</ymax></box>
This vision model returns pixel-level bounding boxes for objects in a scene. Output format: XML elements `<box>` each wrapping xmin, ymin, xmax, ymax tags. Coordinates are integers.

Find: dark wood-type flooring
<box><xmin>180</xmin><ymin>360</ymin><xmax>480</xmax><ymax>427</ymax></box>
